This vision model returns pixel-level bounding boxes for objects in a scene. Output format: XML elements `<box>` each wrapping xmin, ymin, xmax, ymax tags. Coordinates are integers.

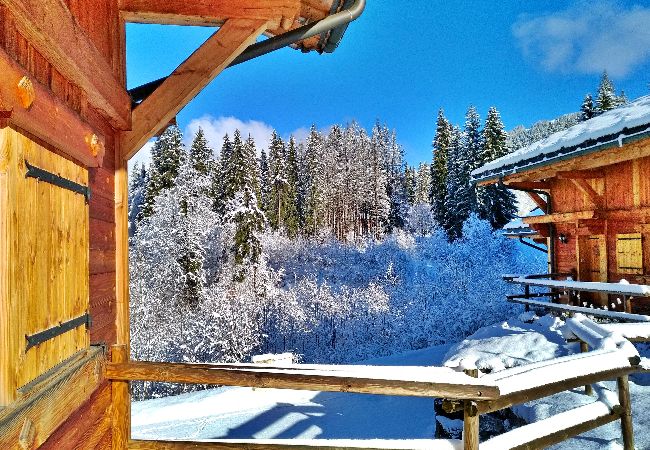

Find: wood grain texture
<box><xmin>121</xmin><ymin>18</ymin><xmax>268</xmax><ymax>159</ymax></box>
<box><xmin>0</xmin><ymin>46</ymin><xmax>105</xmax><ymax>167</ymax></box>
<box><xmin>112</xmin><ymin>345</ymin><xmax>130</xmax><ymax>450</ymax></box>
<box><xmin>0</xmin><ymin>348</ymin><xmax>105</xmax><ymax>449</ymax></box>
<box><xmin>1</xmin><ymin>0</ymin><xmax>131</xmax><ymax>129</ymax></box>
<box><xmin>106</xmin><ymin>361</ymin><xmax>501</xmax><ymax>400</ymax></box>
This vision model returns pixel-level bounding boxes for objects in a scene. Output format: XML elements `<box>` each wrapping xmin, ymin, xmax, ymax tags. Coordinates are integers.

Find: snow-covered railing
<box><xmin>509</xmin><ymin>277</ymin><xmax>650</xmax><ymax>297</ymax></box>
<box><xmin>108</xmin><ymin>342</ymin><xmax>641</xmax><ymax>450</ymax></box>
<box><xmin>508</xmin><ymin>297</ymin><xmax>650</xmax><ymax>323</ymax></box>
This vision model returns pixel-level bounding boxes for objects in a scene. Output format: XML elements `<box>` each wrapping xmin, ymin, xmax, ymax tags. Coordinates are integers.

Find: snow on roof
<box><xmin>473</xmin><ymin>95</ymin><xmax>650</xmax><ymax>182</ymax></box>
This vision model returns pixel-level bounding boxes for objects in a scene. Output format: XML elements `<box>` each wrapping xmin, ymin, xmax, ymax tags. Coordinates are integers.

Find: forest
<box><xmin>127</xmin><ymin>72</ymin><xmax>624</xmax><ymax>398</ymax></box>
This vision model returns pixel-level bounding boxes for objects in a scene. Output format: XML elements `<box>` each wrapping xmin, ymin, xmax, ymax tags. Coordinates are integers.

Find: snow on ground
<box><xmin>132</xmin><ymin>316</ymin><xmax>650</xmax><ymax>449</ymax></box>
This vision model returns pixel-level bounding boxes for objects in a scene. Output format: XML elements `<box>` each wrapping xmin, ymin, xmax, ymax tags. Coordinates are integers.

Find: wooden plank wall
<box><xmin>550</xmin><ymin>142</ymin><xmax>650</xmax><ymax>308</ymax></box>
<box><xmin>0</xmin><ymin>0</ymin><xmax>123</xmax><ymax>448</ymax></box>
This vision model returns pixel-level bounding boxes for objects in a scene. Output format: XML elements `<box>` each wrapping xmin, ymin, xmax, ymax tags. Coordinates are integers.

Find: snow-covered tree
<box><xmin>596</xmin><ymin>71</ymin><xmax>617</xmax><ymax>114</ymax></box>
<box><xmin>138</xmin><ymin>125</ymin><xmax>184</xmax><ymax>220</ymax></box>
<box><xmin>189</xmin><ymin>127</ymin><xmax>215</xmax><ymax>175</ymax></box>
<box><xmin>302</xmin><ymin>125</ymin><xmax>323</xmax><ymax>236</ymax></box>
<box><xmin>444</xmin><ymin>126</ymin><xmax>470</xmax><ymax>239</ymax></box>
<box><xmin>430</xmin><ymin>110</ymin><xmax>452</xmax><ymax>226</ymax></box>
<box><xmin>581</xmin><ymin>94</ymin><xmax>595</xmax><ymax>121</ymax></box>
<box><xmin>284</xmin><ymin>136</ymin><xmax>301</xmax><ymax>237</ymax></box>
<box><xmin>477</xmin><ymin>107</ymin><xmax>517</xmax><ymax>229</ymax></box>
<box><xmin>267</xmin><ymin>131</ymin><xmax>288</xmax><ymax>230</ymax></box>
<box><xmin>258</xmin><ymin>147</ymin><xmax>271</xmax><ymax>212</ymax></box>
<box><xmin>128</xmin><ymin>162</ymin><xmax>147</xmax><ymax>235</ymax></box>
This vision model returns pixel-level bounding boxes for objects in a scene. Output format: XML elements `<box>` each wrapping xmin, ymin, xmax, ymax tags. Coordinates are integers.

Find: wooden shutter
<box><xmin>0</xmin><ymin>128</ymin><xmax>89</xmax><ymax>406</ymax></box>
<box><xmin>616</xmin><ymin>233</ymin><xmax>643</xmax><ymax>275</ymax></box>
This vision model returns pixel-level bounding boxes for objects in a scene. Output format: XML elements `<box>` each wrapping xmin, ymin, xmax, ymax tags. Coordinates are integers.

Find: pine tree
<box><xmin>367</xmin><ymin>123</ymin><xmax>390</xmax><ymax>236</ymax></box>
<box><xmin>267</xmin><ymin>131</ymin><xmax>288</xmax><ymax>230</ymax></box>
<box><xmin>581</xmin><ymin>94</ymin><xmax>595</xmax><ymax>121</ymax></box>
<box><xmin>444</xmin><ymin>126</ymin><xmax>469</xmax><ymax>239</ymax></box>
<box><xmin>463</xmin><ymin>106</ymin><xmax>483</xmax><ymax>213</ymax></box>
<box><xmin>213</xmin><ymin>133</ymin><xmax>234</xmax><ymax>214</ymax></box>
<box><xmin>404</xmin><ymin>165</ymin><xmax>417</xmax><ymax>205</ymax></box>
<box><xmin>138</xmin><ymin>125</ymin><xmax>184</xmax><ymax>220</ymax></box>
<box><xmin>284</xmin><ymin>136</ymin><xmax>301</xmax><ymax>237</ymax></box>
<box><xmin>414</xmin><ymin>162</ymin><xmax>431</xmax><ymax>204</ymax></box>
<box><xmin>128</xmin><ymin>162</ymin><xmax>147</xmax><ymax>235</ymax></box>
<box><xmin>596</xmin><ymin>71</ymin><xmax>617</xmax><ymax>114</ymax></box>
<box><xmin>430</xmin><ymin>110</ymin><xmax>452</xmax><ymax>227</ymax></box>
<box><xmin>258</xmin><ymin>147</ymin><xmax>271</xmax><ymax>212</ymax></box>
<box><xmin>385</xmin><ymin>130</ymin><xmax>407</xmax><ymax>231</ymax></box>
<box><xmin>477</xmin><ymin>107</ymin><xmax>517</xmax><ymax>229</ymax></box>
<box><xmin>189</xmin><ymin>127</ymin><xmax>215</xmax><ymax>175</ymax></box>
<box><xmin>223</xmin><ymin>130</ymin><xmax>266</xmax><ymax>280</ymax></box>
<box><xmin>302</xmin><ymin>125</ymin><xmax>323</xmax><ymax>236</ymax></box>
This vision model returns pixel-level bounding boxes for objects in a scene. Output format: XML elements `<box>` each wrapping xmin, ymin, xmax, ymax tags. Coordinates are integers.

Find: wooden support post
<box><xmin>463</xmin><ymin>400</ymin><xmax>479</xmax><ymax>450</ymax></box>
<box><xmin>617</xmin><ymin>375</ymin><xmax>634</xmax><ymax>450</ymax></box>
<box><xmin>580</xmin><ymin>341</ymin><xmax>593</xmax><ymax>396</ymax></box>
<box><xmin>112</xmin><ymin>345</ymin><xmax>130</xmax><ymax>450</ymax></box>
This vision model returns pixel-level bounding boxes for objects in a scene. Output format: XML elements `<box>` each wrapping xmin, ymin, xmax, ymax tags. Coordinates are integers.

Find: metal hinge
<box><xmin>25</xmin><ymin>160</ymin><xmax>91</xmax><ymax>202</ymax></box>
<box><xmin>25</xmin><ymin>312</ymin><xmax>92</xmax><ymax>351</ymax></box>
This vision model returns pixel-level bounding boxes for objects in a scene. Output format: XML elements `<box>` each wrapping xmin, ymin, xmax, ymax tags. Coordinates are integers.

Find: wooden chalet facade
<box><xmin>0</xmin><ymin>1</ymin><xmax>363</xmax><ymax>448</ymax></box>
<box><xmin>473</xmin><ymin>96</ymin><xmax>650</xmax><ymax>313</ymax></box>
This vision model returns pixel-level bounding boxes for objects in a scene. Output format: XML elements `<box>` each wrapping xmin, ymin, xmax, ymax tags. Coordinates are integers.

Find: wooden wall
<box><xmin>0</xmin><ymin>1</ymin><xmax>123</xmax><ymax>448</ymax></box>
<box><xmin>549</xmin><ymin>141</ymin><xmax>650</xmax><ymax>309</ymax></box>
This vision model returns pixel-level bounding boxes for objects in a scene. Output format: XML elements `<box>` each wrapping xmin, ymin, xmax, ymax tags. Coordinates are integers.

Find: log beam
<box><xmin>527</xmin><ymin>192</ymin><xmax>548</xmax><ymax>212</ymax></box>
<box><xmin>119</xmin><ymin>0</ymin><xmax>300</xmax><ymax>30</ymax></box>
<box><xmin>0</xmin><ymin>46</ymin><xmax>105</xmax><ymax>167</ymax></box>
<box><xmin>121</xmin><ymin>18</ymin><xmax>268</xmax><ymax>160</ymax></box>
<box><xmin>524</xmin><ymin>210</ymin><xmax>596</xmax><ymax>225</ymax></box>
<box><xmin>504</xmin><ymin>181</ymin><xmax>550</xmax><ymax>190</ymax></box>
<box><xmin>570</xmin><ymin>179</ymin><xmax>604</xmax><ymax>209</ymax></box>
<box><xmin>1</xmin><ymin>0</ymin><xmax>131</xmax><ymax>130</ymax></box>
<box><xmin>557</xmin><ymin>169</ymin><xmax>605</xmax><ymax>179</ymax></box>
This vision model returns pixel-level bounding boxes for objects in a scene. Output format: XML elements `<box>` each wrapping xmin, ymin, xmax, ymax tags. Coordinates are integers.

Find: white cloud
<box><xmin>184</xmin><ymin>115</ymin><xmax>275</xmax><ymax>157</ymax></box>
<box><xmin>513</xmin><ymin>2</ymin><xmax>650</xmax><ymax>77</ymax></box>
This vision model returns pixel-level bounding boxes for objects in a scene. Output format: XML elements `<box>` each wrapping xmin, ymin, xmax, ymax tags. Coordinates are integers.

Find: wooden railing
<box><xmin>107</xmin><ymin>335</ymin><xmax>640</xmax><ymax>450</ymax></box>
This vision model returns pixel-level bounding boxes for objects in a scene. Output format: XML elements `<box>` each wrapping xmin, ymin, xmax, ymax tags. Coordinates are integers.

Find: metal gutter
<box><xmin>472</xmin><ymin>124</ymin><xmax>650</xmax><ymax>185</ymax></box>
<box><xmin>128</xmin><ymin>0</ymin><xmax>366</xmax><ymax>104</ymax></box>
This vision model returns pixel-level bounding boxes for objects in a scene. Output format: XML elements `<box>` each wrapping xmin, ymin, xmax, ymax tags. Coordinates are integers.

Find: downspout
<box><xmin>128</xmin><ymin>0</ymin><xmax>366</xmax><ymax>104</ymax></box>
<box><xmin>498</xmin><ymin>178</ymin><xmax>556</xmax><ymax>274</ymax></box>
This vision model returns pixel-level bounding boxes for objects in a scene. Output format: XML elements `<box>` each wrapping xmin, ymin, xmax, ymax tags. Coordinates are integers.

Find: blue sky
<box><xmin>126</xmin><ymin>1</ymin><xmax>650</xmax><ymax>166</ymax></box>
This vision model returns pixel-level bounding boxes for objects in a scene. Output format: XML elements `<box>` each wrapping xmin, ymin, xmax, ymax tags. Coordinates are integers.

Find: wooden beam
<box><xmin>111</xmin><ymin>345</ymin><xmax>130</xmax><ymax>450</ymax></box>
<box><xmin>0</xmin><ymin>348</ymin><xmax>105</xmax><ymax>449</ymax></box>
<box><xmin>119</xmin><ymin>0</ymin><xmax>300</xmax><ymax>29</ymax></box>
<box><xmin>557</xmin><ymin>169</ymin><xmax>605</xmax><ymax>179</ymax></box>
<box><xmin>504</xmin><ymin>181</ymin><xmax>550</xmax><ymax>190</ymax></box>
<box><xmin>527</xmin><ymin>192</ymin><xmax>548</xmax><ymax>212</ymax></box>
<box><xmin>570</xmin><ymin>178</ymin><xmax>604</xmax><ymax>209</ymax></box>
<box><xmin>524</xmin><ymin>210</ymin><xmax>596</xmax><ymax>225</ymax></box>
<box><xmin>2</xmin><ymin>0</ymin><xmax>131</xmax><ymax>130</ymax></box>
<box><xmin>121</xmin><ymin>18</ymin><xmax>268</xmax><ymax>160</ymax></box>
<box><xmin>106</xmin><ymin>361</ymin><xmax>501</xmax><ymax>400</ymax></box>
<box><xmin>128</xmin><ymin>439</ymin><xmax>461</xmax><ymax>450</ymax></box>
<box><xmin>0</xmin><ymin>46</ymin><xmax>105</xmax><ymax>167</ymax></box>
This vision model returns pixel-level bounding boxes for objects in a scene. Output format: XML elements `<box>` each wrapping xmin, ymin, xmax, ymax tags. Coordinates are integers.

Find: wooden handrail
<box><xmin>508</xmin><ymin>297</ymin><xmax>650</xmax><ymax>322</ymax></box>
<box><xmin>106</xmin><ymin>360</ymin><xmax>500</xmax><ymax>400</ymax></box>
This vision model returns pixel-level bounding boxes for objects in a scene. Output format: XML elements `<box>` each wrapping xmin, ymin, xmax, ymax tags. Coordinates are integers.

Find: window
<box><xmin>616</xmin><ymin>233</ymin><xmax>643</xmax><ymax>275</ymax></box>
<box><xmin>0</xmin><ymin>128</ymin><xmax>90</xmax><ymax>406</ymax></box>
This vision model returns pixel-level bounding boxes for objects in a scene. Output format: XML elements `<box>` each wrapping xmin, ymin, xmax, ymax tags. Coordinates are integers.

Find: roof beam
<box><xmin>0</xmin><ymin>46</ymin><xmax>105</xmax><ymax>167</ymax></box>
<box><xmin>504</xmin><ymin>181</ymin><xmax>551</xmax><ymax>191</ymax></box>
<box><xmin>119</xmin><ymin>0</ymin><xmax>300</xmax><ymax>29</ymax></box>
<box><xmin>524</xmin><ymin>210</ymin><xmax>596</xmax><ymax>225</ymax></box>
<box><xmin>570</xmin><ymin>179</ymin><xmax>604</xmax><ymax>209</ymax></box>
<box><xmin>2</xmin><ymin>0</ymin><xmax>131</xmax><ymax>130</ymax></box>
<box><xmin>121</xmin><ymin>18</ymin><xmax>268</xmax><ymax>160</ymax></box>
<box><xmin>557</xmin><ymin>169</ymin><xmax>605</xmax><ymax>179</ymax></box>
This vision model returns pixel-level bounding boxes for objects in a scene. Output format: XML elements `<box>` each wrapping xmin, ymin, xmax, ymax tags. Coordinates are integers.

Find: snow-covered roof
<box><xmin>502</xmin><ymin>207</ymin><xmax>543</xmax><ymax>237</ymax></box>
<box><xmin>473</xmin><ymin>95</ymin><xmax>650</xmax><ymax>183</ymax></box>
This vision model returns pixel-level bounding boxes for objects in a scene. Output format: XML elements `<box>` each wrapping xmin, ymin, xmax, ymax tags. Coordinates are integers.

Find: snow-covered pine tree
<box><xmin>385</xmin><ymin>130</ymin><xmax>408</xmax><ymax>231</ymax></box>
<box><xmin>128</xmin><ymin>162</ymin><xmax>147</xmax><ymax>235</ymax></box>
<box><xmin>223</xmin><ymin>129</ymin><xmax>266</xmax><ymax>281</ymax></box>
<box><xmin>477</xmin><ymin>107</ymin><xmax>517</xmax><ymax>229</ymax></box>
<box><xmin>258</xmin><ymin>147</ymin><xmax>271</xmax><ymax>213</ymax></box>
<box><xmin>213</xmin><ymin>133</ymin><xmax>234</xmax><ymax>214</ymax></box>
<box><xmin>581</xmin><ymin>94</ymin><xmax>595</xmax><ymax>121</ymax></box>
<box><xmin>302</xmin><ymin>125</ymin><xmax>324</xmax><ymax>236</ymax></box>
<box><xmin>268</xmin><ymin>131</ymin><xmax>288</xmax><ymax>230</ymax></box>
<box><xmin>444</xmin><ymin>125</ymin><xmax>471</xmax><ymax>240</ymax></box>
<box><xmin>189</xmin><ymin>127</ymin><xmax>215</xmax><ymax>175</ymax></box>
<box><xmin>415</xmin><ymin>162</ymin><xmax>431</xmax><ymax>204</ymax></box>
<box><xmin>284</xmin><ymin>136</ymin><xmax>301</xmax><ymax>237</ymax></box>
<box><xmin>368</xmin><ymin>123</ymin><xmax>390</xmax><ymax>236</ymax></box>
<box><xmin>404</xmin><ymin>165</ymin><xmax>417</xmax><ymax>205</ymax></box>
<box><xmin>138</xmin><ymin>124</ymin><xmax>184</xmax><ymax>220</ymax></box>
<box><xmin>595</xmin><ymin>71</ymin><xmax>617</xmax><ymax>114</ymax></box>
<box><xmin>430</xmin><ymin>110</ymin><xmax>452</xmax><ymax>227</ymax></box>
<box><xmin>463</xmin><ymin>106</ymin><xmax>483</xmax><ymax>213</ymax></box>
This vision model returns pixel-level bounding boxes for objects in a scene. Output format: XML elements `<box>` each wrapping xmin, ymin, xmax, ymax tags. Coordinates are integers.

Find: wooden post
<box><xmin>580</xmin><ymin>341</ymin><xmax>593</xmax><ymax>396</ymax></box>
<box><xmin>463</xmin><ymin>401</ymin><xmax>479</xmax><ymax>450</ymax></box>
<box><xmin>112</xmin><ymin>345</ymin><xmax>130</xmax><ymax>450</ymax></box>
<box><xmin>463</xmin><ymin>368</ymin><xmax>479</xmax><ymax>450</ymax></box>
<box><xmin>617</xmin><ymin>375</ymin><xmax>634</xmax><ymax>450</ymax></box>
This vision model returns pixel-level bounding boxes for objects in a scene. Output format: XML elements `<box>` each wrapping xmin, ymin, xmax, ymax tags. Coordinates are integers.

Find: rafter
<box><xmin>2</xmin><ymin>0</ymin><xmax>131</xmax><ymax>130</ymax></box>
<box><xmin>527</xmin><ymin>192</ymin><xmax>548</xmax><ymax>212</ymax></box>
<box><xmin>557</xmin><ymin>169</ymin><xmax>605</xmax><ymax>179</ymax></box>
<box><xmin>505</xmin><ymin>181</ymin><xmax>551</xmax><ymax>191</ymax></box>
<box><xmin>119</xmin><ymin>0</ymin><xmax>300</xmax><ymax>29</ymax></box>
<box><xmin>121</xmin><ymin>18</ymin><xmax>268</xmax><ymax>160</ymax></box>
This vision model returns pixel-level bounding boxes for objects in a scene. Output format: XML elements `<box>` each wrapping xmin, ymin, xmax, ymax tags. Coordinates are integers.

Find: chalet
<box><xmin>472</xmin><ymin>95</ymin><xmax>650</xmax><ymax>313</ymax></box>
<box><xmin>0</xmin><ymin>1</ymin><xmax>366</xmax><ymax>448</ymax></box>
